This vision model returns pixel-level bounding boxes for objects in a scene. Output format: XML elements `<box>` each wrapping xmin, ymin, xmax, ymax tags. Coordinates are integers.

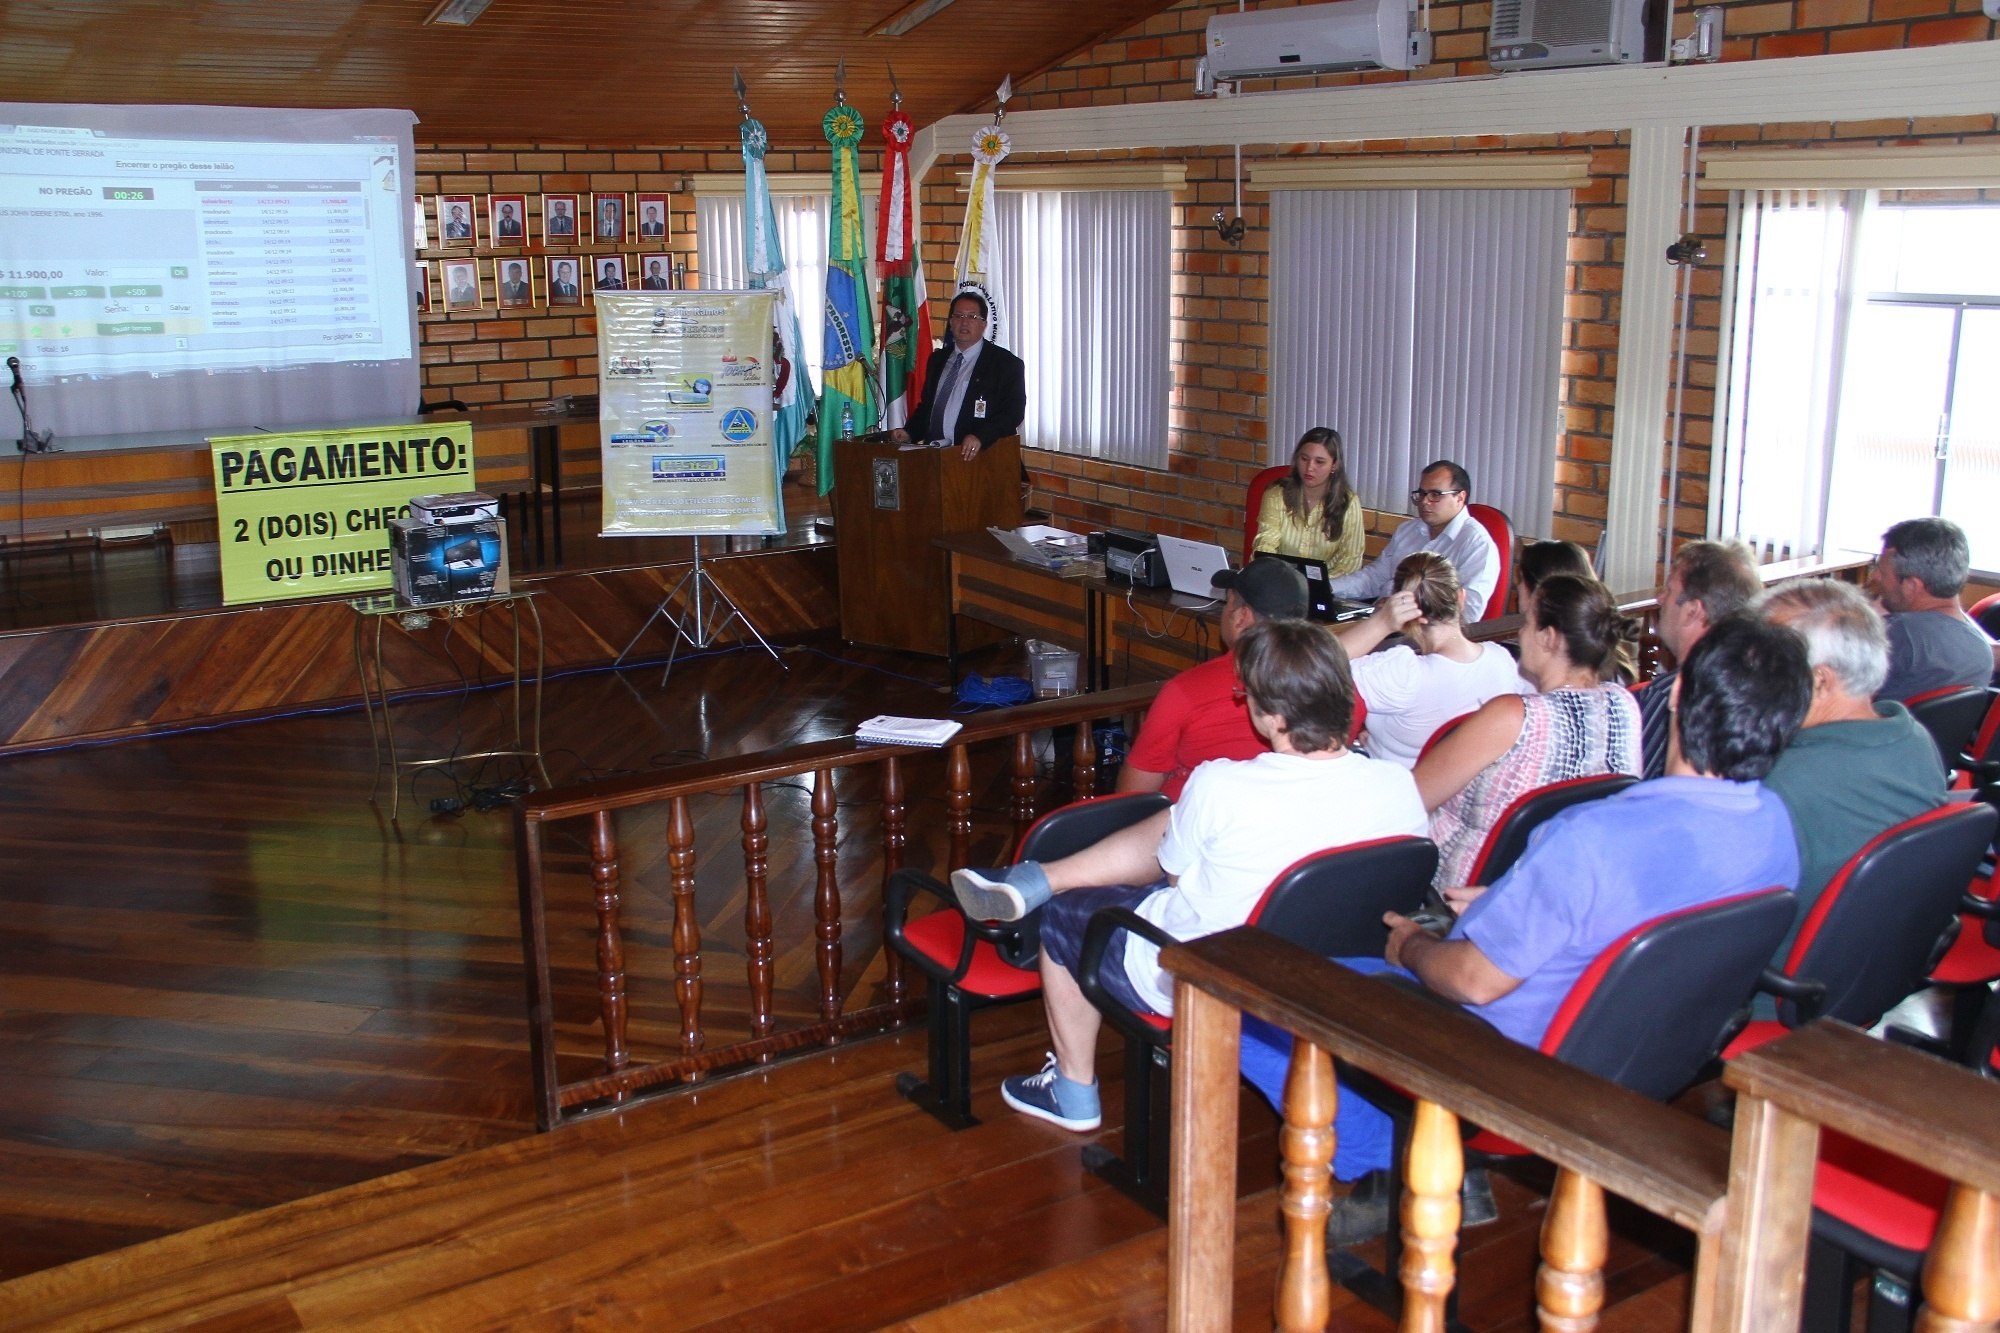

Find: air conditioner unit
<box><xmin>1205</xmin><ymin>0</ymin><xmax>1431</xmax><ymax>80</ymax></box>
<box><xmin>1488</xmin><ymin>0</ymin><xmax>1653</xmax><ymax>69</ymax></box>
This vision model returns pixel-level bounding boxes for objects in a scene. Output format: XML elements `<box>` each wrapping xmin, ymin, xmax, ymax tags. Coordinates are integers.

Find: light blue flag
<box><xmin>740</xmin><ymin>112</ymin><xmax>814</xmax><ymax>508</ymax></box>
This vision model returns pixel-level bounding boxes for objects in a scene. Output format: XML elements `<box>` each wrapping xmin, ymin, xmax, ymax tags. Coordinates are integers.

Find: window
<box><xmin>1717</xmin><ymin>191</ymin><xmax>2000</xmax><ymax>572</ymax></box>
<box><xmin>696</xmin><ymin>191</ymin><xmax>876</xmax><ymax>398</ymax></box>
<box><xmin>1267</xmin><ymin>188</ymin><xmax>1570</xmax><ymax>537</ymax></box>
<box><xmin>993</xmin><ymin>189</ymin><xmax>1171</xmax><ymax>469</ymax></box>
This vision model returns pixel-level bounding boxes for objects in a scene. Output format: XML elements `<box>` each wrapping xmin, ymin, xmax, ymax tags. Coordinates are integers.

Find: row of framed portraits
<box><xmin>416</xmin><ymin>254</ymin><xmax>681</xmax><ymax>313</ymax></box>
<box><xmin>420</xmin><ymin>192</ymin><xmax>670</xmax><ymax>249</ymax></box>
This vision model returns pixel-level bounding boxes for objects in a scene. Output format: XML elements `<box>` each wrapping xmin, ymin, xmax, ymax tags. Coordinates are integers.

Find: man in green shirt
<box><xmin>1758</xmin><ymin>578</ymin><xmax>1946</xmax><ymax>961</ymax></box>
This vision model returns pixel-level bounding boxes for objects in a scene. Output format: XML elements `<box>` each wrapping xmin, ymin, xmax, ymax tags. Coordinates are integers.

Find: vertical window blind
<box><xmin>1269</xmin><ymin>188</ymin><xmax>1568</xmax><ymax>537</ymax></box>
<box><xmin>994</xmin><ymin>189</ymin><xmax>1170</xmax><ymax>469</ymax></box>
<box><xmin>696</xmin><ymin>192</ymin><xmax>875</xmax><ymax>396</ymax></box>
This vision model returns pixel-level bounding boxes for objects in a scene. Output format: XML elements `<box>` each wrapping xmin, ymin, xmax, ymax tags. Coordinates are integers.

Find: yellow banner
<box><xmin>595</xmin><ymin>290</ymin><xmax>782</xmax><ymax>536</ymax></box>
<box><xmin>210</xmin><ymin>422</ymin><xmax>475</xmax><ymax>605</ymax></box>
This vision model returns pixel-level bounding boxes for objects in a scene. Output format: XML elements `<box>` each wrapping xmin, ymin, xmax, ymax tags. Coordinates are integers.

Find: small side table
<box><xmin>349</xmin><ymin>590</ymin><xmax>550</xmax><ymax>820</ymax></box>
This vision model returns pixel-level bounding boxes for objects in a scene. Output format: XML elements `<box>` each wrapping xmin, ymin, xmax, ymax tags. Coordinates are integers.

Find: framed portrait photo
<box><xmin>591</xmin><ymin>192</ymin><xmax>627</xmax><ymax>245</ymax></box>
<box><xmin>635</xmin><ymin>253</ymin><xmax>674</xmax><ymax>290</ymax></box>
<box><xmin>589</xmin><ymin>254</ymin><xmax>627</xmax><ymax>298</ymax></box>
<box><xmin>494</xmin><ymin>257</ymin><xmax>536</xmax><ymax>311</ymax></box>
<box><xmin>545</xmin><ymin>255</ymin><xmax>584</xmax><ymax>309</ymax></box>
<box><xmin>436</xmin><ymin>194</ymin><xmax>476</xmax><ymax>247</ymax></box>
<box><xmin>414</xmin><ymin>261</ymin><xmax>432</xmax><ymax>314</ymax></box>
<box><xmin>412</xmin><ymin>198</ymin><xmax>430</xmax><ymax>251</ymax></box>
<box><xmin>486</xmin><ymin>193</ymin><xmax>527</xmax><ymax>246</ymax></box>
<box><xmin>634</xmin><ymin>193</ymin><xmax>670</xmax><ymax>242</ymax></box>
<box><xmin>541</xmin><ymin>192</ymin><xmax>579</xmax><ymax>245</ymax></box>
<box><xmin>442</xmin><ymin>258</ymin><xmax>483</xmax><ymax>312</ymax></box>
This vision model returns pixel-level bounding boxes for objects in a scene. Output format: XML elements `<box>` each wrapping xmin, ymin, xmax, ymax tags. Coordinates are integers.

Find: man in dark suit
<box><xmin>546</xmin><ymin>200</ymin><xmax>575</xmax><ymax>238</ymax></box>
<box><xmin>443</xmin><ymin>204</ymin><xmax>471</xmax><ymax>240</ymax></box>
<box><xmin>495</xmin><ymin>202</ymin><xmax>522</xmax><ymax>238</ymax></box>
<box><xmin>550</xmin><ymin>261</ymin><xmax>579</xmax><ymax>301</ymax></box>
<box><xmin>639</xmin><ymin>204</ymin><xmax>666</xmax><ymax>238</ymax></box>
<box><xmin>640</xmin><ymin>260</ymin><xmax>671</xmax><ymax>291</ymax></box>
<box><xmin>499</xmin><ymin>262</ymin><xmax>531</xmax><ymax>306</ymax></box>
<box><xmin>888</xmin><ymin>292</ymin><xmax>1026</xmax><ymax>461</ymax></box>
<box><xmin>595</xmin><ymin>261</ymin><xmax>624</xmax><ymax>291</ymax></box>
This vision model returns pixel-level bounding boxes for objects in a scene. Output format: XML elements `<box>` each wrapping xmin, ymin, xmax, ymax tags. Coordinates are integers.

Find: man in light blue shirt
<box><xmin>1240</xmin><ymin>613</ymin><xmax>1810</xmax><ymax>1241</ymax></box>
<box><xmin>1328</xmin><ymin>460</ymin><xmax>1500</xmax><ymax>619</ymax></box>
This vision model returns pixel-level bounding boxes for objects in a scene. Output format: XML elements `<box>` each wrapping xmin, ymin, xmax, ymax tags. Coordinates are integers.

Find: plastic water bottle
<box><xmin>840</xmin><ymin>403</ymin><xmax>855</xmax><ymax>438</ymax></box>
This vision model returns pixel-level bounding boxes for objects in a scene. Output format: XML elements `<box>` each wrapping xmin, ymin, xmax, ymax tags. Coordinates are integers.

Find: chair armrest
<box><xmin>1755</xmin><ymin>967</ymin><xmax>1827</xmax><ymax>1023</ymax></box>
<box><xmin>1076</xmin><ymin>906</ymin><xmax>1180</xmax><ymax>1045</ymax></box>
<box><xmin>1927</xmin><ymin>917</ymin><xmax>1963</xmax><ymax>975</ymax></box>
<box><xmin>884</xmin><ymin>866</ymin><xmax>950</xmax><ymax>933</ymax></box>
<box><xmin>1961</xmin><ymin>892</ymin><xmax>2000</xmax><ymax>920</ymax></box>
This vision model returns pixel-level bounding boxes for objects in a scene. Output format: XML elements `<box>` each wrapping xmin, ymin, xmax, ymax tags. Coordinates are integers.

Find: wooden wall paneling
<box><xmin>0</xmin><ymin>548</ymin><xmax>839</xmax><ymax>753</ymax></box>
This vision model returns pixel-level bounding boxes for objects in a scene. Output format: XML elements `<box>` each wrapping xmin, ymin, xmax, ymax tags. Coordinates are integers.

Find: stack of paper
<box><xmin>856</xmin><ymin>716</ymin><xmax>964</xmax><ymax>748</ymax></box>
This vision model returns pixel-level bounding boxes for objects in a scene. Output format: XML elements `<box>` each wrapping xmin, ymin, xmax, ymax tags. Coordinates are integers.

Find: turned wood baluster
<box><xmin>668</xmin><ymin>795</ymin><xmax>703</xmax><ymax>1058</ymax></box>
<box><xmin>589</xmin><ymin>810</ymin><xmax>629</xmax><ymax>1091</ymax></box>
<box><xmin>1917</xmin><ymin>1185</ymin><xmax>2000</xmax><ymax>1333</ymax></box>
<box><xmin>1537</xmin><ymin>1167</ymin><xmax>1608</xmax><ymax>1333</ymax></box>
<box><xmin>946</xmin><ymin>743</ymin><xmax>973</xmax><ymax>871</ymax></box>
<box><xmin>741</xmin><ymin>781</ymin><xmax>773</xmax><ymax>1043</ymax></box>
<box><xmin>812</xmin><ymin>766</ymin><xmax>843</xmax><ymax>1032</ymax></box>
<box><xmin>1276</xmin><ymin>1038</ymin><xmax>1335</xmax><ymax>1333</ymax></box>
<box><xmin>1011</xmin><ymin>731</ymin><xmax>1038</xmax><ymax>849</ymax></box>
<box><xmin>1072</xmin><ymin>721</ymin><xmax>1097</xmax><ymax>801</ymax></box>
<box><xmin>881</xmin><ymin>756</ymin><xmax>907</xmax><ymax>1008</ymax></box>
<box><xmin>1401</xmin><ymin>1098</ymin><xmax>1464</xmax><ymax>1333</ymax></box>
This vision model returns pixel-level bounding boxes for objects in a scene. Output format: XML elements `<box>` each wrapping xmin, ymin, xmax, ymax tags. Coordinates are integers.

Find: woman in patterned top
<box><xmin>1252</xmin><ymin>426</ymin><xmax>1364</xmax><ymax>574</ymax></box>
<box><xmin>1416</xmin><ymin>574</ymin><xmax>1642</xmax><ymax>888</ymax></box>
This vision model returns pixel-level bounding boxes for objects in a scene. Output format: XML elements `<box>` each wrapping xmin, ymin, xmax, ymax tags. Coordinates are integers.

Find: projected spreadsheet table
<box><xmin>0</xmin><ymin>127</ymin><xmax>409</xmax><ymax>375</ymax></box>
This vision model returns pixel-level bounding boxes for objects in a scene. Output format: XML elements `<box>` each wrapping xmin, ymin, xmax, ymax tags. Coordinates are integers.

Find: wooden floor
<box><xmin>0</xmin><ymin>550</ymin><xmax>1708</xmax><ymax>1328</ymax></box>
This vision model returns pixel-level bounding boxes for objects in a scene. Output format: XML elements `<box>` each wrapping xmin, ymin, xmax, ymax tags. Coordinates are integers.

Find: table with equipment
<box><xmin>350</xmin><ymin>589</ymin><xmax>550</xmax><ymax>820</ymax></box>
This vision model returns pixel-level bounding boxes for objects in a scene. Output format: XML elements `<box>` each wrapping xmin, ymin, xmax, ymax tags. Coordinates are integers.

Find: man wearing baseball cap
<box><xmin>1116</xmin><ymin>556</ymin><xmax>1311</xmax><ymax>799</ymax></box>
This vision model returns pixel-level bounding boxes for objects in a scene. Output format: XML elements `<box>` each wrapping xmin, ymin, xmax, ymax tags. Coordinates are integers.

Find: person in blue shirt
<box><xmin>1241</xmin><ymin>612</ymin><xmax>1812</xmax><ymax>1243</ymax></box>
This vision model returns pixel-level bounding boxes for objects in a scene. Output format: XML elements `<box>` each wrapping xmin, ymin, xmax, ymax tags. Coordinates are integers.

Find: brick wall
<box><xmin>416</xmin><ymin>0</ymin><xmax>1997</xmax><ymax>579</ymax></box>
<box><xmin>413</xmin><ymin>142</ymin><xmax>872</xmax><ymax>408</ymax></box>
<box><xmin>919</xmin><ymin>0</ymin><xmax>1998</xmax><ymax>574</ymax></box>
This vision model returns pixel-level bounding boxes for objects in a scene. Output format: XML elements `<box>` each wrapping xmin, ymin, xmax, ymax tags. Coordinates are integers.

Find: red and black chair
<box><xmin>1802</xmin><ymin>1045</ymin><xmax>2000</xmax><ymax>1333</ymax></box>
<box><xmin>1466</xmin><ymin>503</ymin><xmax>1514</xmax><ymax>622</ymax></box>
<box><xmin>1724</xmin><ymin>802</ymin><xmax>1999</xmax><ymax>1061</ymax></box>
<box><xmin>1240</xmin><ymin>464</ymin><xmax>1291</xmax><ymax>565</ymax></box>
<box><xmin>1904</xmin><ymin>685</ymin><xmax>1994</xmax><ymax>780</ymax></box>
<box><xmin>1948</xmin><ymin>692</ymin><xmax>2000</xmax><ymax>791</ymax></box>
<box><xmin>1073</xmin><ymin>835</ymin><xmax>1440</xmax><ymax>1215</ymax></box>
<box><xmin>884</xmin><ymin>791</ymin><xmax>1169</xmax><ymax>1129</ymax></box>
<box><xmin>1462</xmin><ymin>772</ymin><xmax>1639</xmax><ymax>888</ymax></box>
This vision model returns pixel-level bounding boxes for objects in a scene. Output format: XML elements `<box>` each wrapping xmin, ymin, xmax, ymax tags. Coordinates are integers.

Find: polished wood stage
<box><xmin>0</xmin><ymin>513</ymin><xmax>1707</xmax><ymax>1329</ymax></box>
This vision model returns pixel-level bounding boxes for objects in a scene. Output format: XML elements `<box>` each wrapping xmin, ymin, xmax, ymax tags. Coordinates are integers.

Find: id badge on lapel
<box><xmin>972</xmin><ymin>396</ymin><xmax>987</xmax><ymax>421</ymax></box>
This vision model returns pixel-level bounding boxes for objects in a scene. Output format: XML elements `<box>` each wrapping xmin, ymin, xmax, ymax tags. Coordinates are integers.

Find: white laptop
<box><xmin>1154</xmin><ymin>533</ymin><xmax>1234</xmax><ymax>601</ymax></box>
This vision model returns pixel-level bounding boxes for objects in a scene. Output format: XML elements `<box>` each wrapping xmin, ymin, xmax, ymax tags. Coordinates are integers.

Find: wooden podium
<box><xmin>831</xmin><ymin>433</ymin><xmax>1024</xmax><ymax>656</ymax></box>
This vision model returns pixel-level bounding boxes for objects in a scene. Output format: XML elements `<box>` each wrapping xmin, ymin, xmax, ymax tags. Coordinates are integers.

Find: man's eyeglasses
<box><xmin>1410</xmin><ymin>488</ymin><xmax>1465</xmax><ymax>502</ymax></box>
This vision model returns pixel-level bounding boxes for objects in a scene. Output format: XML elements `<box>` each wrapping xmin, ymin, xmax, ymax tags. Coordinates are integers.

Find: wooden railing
<box><xmin>1720</xmin><ymin>1022</ymin><xmax>2000</xmax><ymax>1332</ymax></box>
<box><xmin>512</xmin><ymin>681</ymin><xmax>1161</xmax><ymax>1130</ymax></box>
<box><xmin>1159</xmin><ymin>928</ymin><xmax>2000</xmax><ymax>1332</ymax></box>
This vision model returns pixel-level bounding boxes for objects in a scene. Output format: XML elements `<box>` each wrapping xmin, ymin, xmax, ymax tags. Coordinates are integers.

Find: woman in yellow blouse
<box><xmin>1253</xmin><ymin>426</ymin><xmax>1364</xmax><ymax>574</ymax></box>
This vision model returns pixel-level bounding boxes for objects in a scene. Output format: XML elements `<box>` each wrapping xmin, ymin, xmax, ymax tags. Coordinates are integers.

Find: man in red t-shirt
<box><xmin>1117</xmin><ymin>557</ymin><xmax>1309</xmax><ymax>799</ymax></box>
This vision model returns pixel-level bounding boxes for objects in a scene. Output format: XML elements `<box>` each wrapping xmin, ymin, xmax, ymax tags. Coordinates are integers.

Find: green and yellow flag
<box><xmin>815</xmin><ymin>96</ymin><xmax>877</xmax><ymax>495</ymax></box>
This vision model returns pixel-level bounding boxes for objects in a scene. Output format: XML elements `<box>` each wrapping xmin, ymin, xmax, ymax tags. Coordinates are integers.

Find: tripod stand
<box><xmin>615</xmin><ymin>537</ymin><xmax>786</xmax><ymax>684</ymax></box>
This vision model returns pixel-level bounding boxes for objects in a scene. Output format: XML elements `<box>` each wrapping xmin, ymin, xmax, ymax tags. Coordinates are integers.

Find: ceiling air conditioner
<box><xmin>1205</xmin><ymin>0</ymin><xmax>1431</xmax><ymax>80</ymax></box>
<box><xmin>1488</xmin><ymin>0</ymin><xmax>1654</xmax><ymax>69</ymax></box>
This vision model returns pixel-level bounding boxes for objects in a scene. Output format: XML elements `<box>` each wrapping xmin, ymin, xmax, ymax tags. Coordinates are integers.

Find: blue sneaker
<box><xmin>1000</xmin><ymin>1052</ymin><xmax>1101</xmax><ymax>1131</ymax></box>
<box><xmin>949</xmin><ymin>862</ymin><xmax>1052</xmax><ymax>922</ymax></box>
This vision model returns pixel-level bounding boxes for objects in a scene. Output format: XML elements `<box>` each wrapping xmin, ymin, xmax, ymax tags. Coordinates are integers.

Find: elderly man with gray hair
<box><xmin>1757</xmin><ymin>578</ymin><xmax>1946</xmax><ymax>959</ymax></box>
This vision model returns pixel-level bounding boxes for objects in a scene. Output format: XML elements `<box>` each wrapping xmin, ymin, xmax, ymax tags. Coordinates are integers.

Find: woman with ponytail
<box><xmin>1335</xmin><ymin>551</ymin><xmax>1530</xmax><ymax>768</ymax></box>
<box><xmin>1416</xmin><ymin>574</ymin><xmax>1642</xmax><ymax>887</ymax></box>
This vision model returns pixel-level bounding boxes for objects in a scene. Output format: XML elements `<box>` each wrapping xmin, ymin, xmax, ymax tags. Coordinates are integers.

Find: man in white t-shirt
<box><xmin>950</xmin><ymin>620</ymin><xmax>1430</xmax><ymax>1132</ymax></box>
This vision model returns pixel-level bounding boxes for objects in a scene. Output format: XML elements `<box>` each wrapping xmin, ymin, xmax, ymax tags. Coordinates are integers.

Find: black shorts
<box><xmin>1036</xmin><ymin>880</ymin><xmax>1165</xmax><ymax>1017</ymax></box>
